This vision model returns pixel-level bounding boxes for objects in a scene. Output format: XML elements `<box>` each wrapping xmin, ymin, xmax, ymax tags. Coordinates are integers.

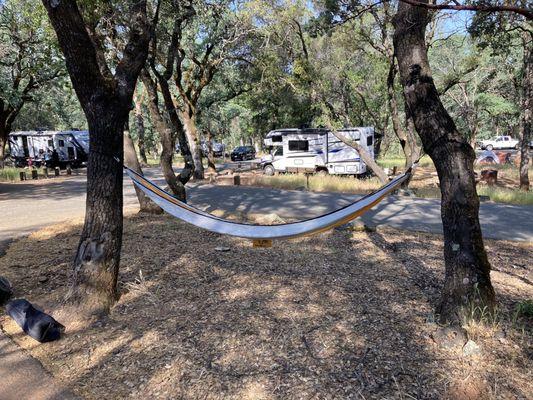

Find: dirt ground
<box><xmin>0</xmin><ymin>213</ymin><xmax>531</xmax><ymax>399</ymax></box>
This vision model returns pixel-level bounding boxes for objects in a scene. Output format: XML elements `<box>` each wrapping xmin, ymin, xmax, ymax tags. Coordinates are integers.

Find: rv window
<box><xmin>367</xmin><ymin>136</ymin><xmax>373</xmax><ymax>146</ymax></box>
<box><xmin>274</xmin><ymin>147</ymin><xmax>284</xmax><ymax>156</ymax></box>
<box><xmin>272</xmin><ymin>136</ymin><xmax>282</xmax><ymax>142</ymax></box>
<box><xmin>58</xmin><ymin>139</ymin><xmax>65</xmax><ymax>147</ymax></box>
<box><xmin>288</xmin><ymin>140</ymin><xmax>309</xmax><ymax>151</ymax></box>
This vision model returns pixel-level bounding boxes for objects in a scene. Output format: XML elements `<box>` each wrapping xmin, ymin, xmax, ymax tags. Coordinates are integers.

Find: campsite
<box><xmin>0</xmin><ymin>0</ymin><xmax>532</xmax><ymax>399</ymax></box>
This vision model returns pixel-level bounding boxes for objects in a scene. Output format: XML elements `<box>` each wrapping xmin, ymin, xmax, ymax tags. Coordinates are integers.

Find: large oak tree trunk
<box><xmin>393</xmin><ymin>1</ymin><xmax>495</xmax><ymax>323</ymax></box>
<box><xmin>68</xmin><ymin>113</ymin><xmax>125</xmax><ymax>312</ymax></box>
<box><xmin>123</xmin><ymin>127</ymin><xmax>162</xmax><ymax>214</ymax></box>
<box><xmin>519</xmin><ymin>32</ymin><xmax>532</xmax><ymax>191</ymax></box>
<box><xmin>42</xmin><ymin>0</ymin><xmax>149</xmax><ymax>314</ymax></box>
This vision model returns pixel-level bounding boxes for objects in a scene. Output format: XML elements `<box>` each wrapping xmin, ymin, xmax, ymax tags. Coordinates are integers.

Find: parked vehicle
<box><xmin>260</xmin><ymin>127</ymin><xmax>375</xmax><ymax>176</ymax></box>
<box><xmin>479</xmin><ymin>135</ymin><xmax>519</xmax><ymax>151</ymax></box>
<box><xmin>230</xmin><ymin>145</ymin><xmax>256</xmax><ymax>161</ymax></box>
<box><xmin>8</xmin><ymin>130</ymin><xmax>89</xmax><ymax>168</ymax></box>
<box><xmin>201</xmin><ymin>140</ymin><xmax>225</xmax><ymax>157</ymax></box>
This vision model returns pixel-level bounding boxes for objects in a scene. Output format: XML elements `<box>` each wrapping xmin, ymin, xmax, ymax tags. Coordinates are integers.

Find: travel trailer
<box><xmin>261</xmin><ymin>127</ymin><xmax>375</xmax><ymax>176</ymax></box>
<box><xmin>8</xmin><ymin>130</ymin><xmax>89</xmax><ymax>167</ymax></box>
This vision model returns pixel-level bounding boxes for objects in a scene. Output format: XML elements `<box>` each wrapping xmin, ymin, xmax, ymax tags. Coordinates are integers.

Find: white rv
<box><xmin>261</xmin><ymin>127</ymin><xmax>375</xmax><ymax>176</ymax></box>
<box><xmin>8</xmin><ymin>130</ymin><xmax>89</xmax><ymax>167</ymax></box>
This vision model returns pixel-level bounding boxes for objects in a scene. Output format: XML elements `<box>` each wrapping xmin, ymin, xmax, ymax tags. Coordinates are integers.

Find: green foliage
<box><xmin>0</xmin><ymin>0</ymin><xmax>78</xmax><ymax>133</ymax></box>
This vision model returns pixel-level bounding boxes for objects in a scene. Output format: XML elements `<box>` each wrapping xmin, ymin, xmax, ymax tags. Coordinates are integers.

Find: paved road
<box><xmin>1</xmin><ymin>167</ymin><xmax>532</xmax><ymax>242</ymax></box>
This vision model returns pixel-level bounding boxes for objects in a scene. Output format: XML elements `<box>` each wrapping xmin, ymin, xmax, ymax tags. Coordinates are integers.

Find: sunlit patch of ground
<box><xmin>0</xmin><ymin>214</ymin><xmax>531</xmax><ymax>399</ymax></box>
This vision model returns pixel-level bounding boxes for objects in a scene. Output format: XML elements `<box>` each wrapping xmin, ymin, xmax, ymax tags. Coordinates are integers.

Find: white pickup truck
<box><xmin>479</xmin><ymin>136</ymin><xmax>519</xmax><ymax>151</ymax></box>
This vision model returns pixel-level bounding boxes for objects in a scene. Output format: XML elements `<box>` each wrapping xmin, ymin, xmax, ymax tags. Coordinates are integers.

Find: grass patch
<box><xmin>247</xmin><ymin>173</ymin><xmax>382</xmax><ymax>194</ymax></box>
<box><xmin>377</xmin><ymin>155</ymin><xmax>434</xmax><ymax>169</ymax></box>
<box><xmin>477</xmin><ymin>186</ymin><xmax>533</xmax><ymax>206</ymax></box>
<box><xmin>0</xmin><ymin>167</ymin><xmax>22</xmax><ymax>182</ymax></box>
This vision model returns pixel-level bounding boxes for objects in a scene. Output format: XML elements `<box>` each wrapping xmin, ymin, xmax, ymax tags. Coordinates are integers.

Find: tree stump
<box><xmin>233</xmin><ymin>175</ymin><xmax>241</xmax><ymax>186</ymax></box>
<box><xmin>66</xmin><ymin>165</ymin><xmax>72</xmax><ymax>175</ymax></box>
<box><xmin>480</xmin><ymin>169</ymin><xmax>498</xmax><ymax>186</ymax></box>
<box><xmin>43</xmin><ymin>167</ymin><xmax>49</xmax><ymax>178</ymax></box>
<box><xmin>31</xmin><ymin>169</ymin><xmax>38</xmax><ymax>180</ymax></box>
<box><xmin>19</xmin><ymin>171</ymin><xmax>26</xmax><ymax>181</ymax></box>
<box><xmin>54</xmin><ymin>167</ymin><xmax>60</xmax><ymax>176</ymax></box>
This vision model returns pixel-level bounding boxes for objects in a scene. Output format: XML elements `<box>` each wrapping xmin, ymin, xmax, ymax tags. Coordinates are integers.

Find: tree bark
<box><xmin>182</xmin><ymin>105</ymin><xmax>205</xmax><ymax>179</ymax></box>
<box><xmin>393</xmin><ymin>0</ymin><xmax>495</xmax><ymax>324</ymax></box>
<box><xmin>133</xmin><ymin>94</ymin><xmax>148</xmax><ymax>165</ymax></box>
<box><xmin>141</xmin><ymin>70</ymin><xmax>187</xmax><ymax>201</ymax></box>
<box><xmin>158</xmin><ymin>78</ymin><xmax>194</xmax><ymax>183</ymax></box>
<box><xmin>387</xmin><ymin>60</ymin><xmax>420</xmax><ymax>167</ymax></box>
<box><xmin>206</xmin><ymin>130</ymin><xmax>217</xmax><ymax>173</ymax></box>
<box><xmin>519</xmin><ymin>32</ymin><xmax>532</xmax><ymax>191</ymax></box>
<box><xmin>42</xmin><ymin>0</ymin><xmax>150</xmax><ymax>314</ymax></box>
<box><xmin>123</xmin><ymin>127</ymin><xmax>162</xmax><ymax>214</ymax></box>
<box><xmin>0</xmin><ymin>125</ymin><xmax>7</xmax><ymax>169</ymax></box>
<box><xmin>331</xmin><ymin>131</ymin><xmax>389</xmax><ymax>183</ymax></box>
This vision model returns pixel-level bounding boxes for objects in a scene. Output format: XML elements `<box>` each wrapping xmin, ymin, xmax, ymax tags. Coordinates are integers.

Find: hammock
<box><xmin>124</xmin><ymin>165</ymin><xmax>414</xmax><ymax>240</ymax></box>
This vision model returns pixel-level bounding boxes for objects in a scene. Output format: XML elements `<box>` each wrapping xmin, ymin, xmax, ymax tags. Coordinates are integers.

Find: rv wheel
<box><xmin>264</xmin><ymin>164</ymin><xmax>275</xmax><ymax>176</ymax></box>
<box><xmin>316</xmin><ymin>169</ymin><xmax>328</xmax><ymax>176</ymax></box>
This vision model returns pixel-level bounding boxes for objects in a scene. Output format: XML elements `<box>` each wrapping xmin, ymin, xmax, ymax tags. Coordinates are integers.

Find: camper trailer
<box><xmin>8</xmin><ymin>130</ymin><xmax>89</xmax><ymax>167</ymax></box>
<box><xmin>261</xmin><ymin>127</ymin><xmax>375</xmax><ymax>176</ymax></box>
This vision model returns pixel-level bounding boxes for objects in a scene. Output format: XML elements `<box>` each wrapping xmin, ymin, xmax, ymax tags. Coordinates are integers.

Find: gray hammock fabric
<box><xmin>124</xmin><ymin>166</ymin><xmax>414</xmax><ymax>240</ymax></box>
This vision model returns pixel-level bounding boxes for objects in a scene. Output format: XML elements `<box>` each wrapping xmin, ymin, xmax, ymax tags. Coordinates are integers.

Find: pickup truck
<box><xmin>479</xmin><ymin>136</ymin><xmax>519</xmax><ymax>151</ymax></box>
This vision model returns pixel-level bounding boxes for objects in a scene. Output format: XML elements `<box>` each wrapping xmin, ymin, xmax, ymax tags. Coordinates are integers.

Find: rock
<box><xmin>215</xmin><ymin>247</ymin><xmax>230</xmax><ymax>252</ymax></box>
<box><xmin>248</xmin><ymin>213</ymin><xmax>286</xmax><ymax>225</ymax></box>
<box><xmin>38</xmin><ymin>275</ymin><xmax>49</xmax><ymax>283</ymax></box>
<box><xmin>335</xmin><ymin>220</ymin><xmax>377</xmax><ymax>233</ymax></box>
<box><xmin>0</xmin><ymin>276</ymin><xmax>13</xmax><ymax>306</ymax></box>
<box><xmin>462</xmin><ymin>339</ymin><xmax>482</xmax><ymax>356</ymax></box>
<box><xmin>396</xmin><ymin>188</ymin><xmax>414</xmax><ymax>197</ymax></box>
<box><xmin>431</xmin><ymin>326</ymin><xmax>468</xmax><ymax>350</ymax></box>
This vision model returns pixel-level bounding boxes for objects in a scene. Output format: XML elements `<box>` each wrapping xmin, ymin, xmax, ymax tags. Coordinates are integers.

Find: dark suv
<box><xmin>230</xmin><ymin>146</ymin><xmax>256</xmax><ymax>161</ymax></box>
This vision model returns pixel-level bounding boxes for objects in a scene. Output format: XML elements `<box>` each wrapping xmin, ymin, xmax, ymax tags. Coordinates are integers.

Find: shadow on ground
<box><xmin>0</xmin><ymin>214</ymin><xmax>531</xmax><ymax>399</ymax></box>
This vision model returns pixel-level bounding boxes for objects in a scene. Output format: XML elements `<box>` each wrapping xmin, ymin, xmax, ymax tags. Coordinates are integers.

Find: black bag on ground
<box><xmin>5</xmin><ymin>299</ymin><xmax>65</xmax><ymax>343</ymax></box>
<box><xmin>0</xmin><ymin>276</ymin><xmax>13</xmax><ymax>306</ymax></box>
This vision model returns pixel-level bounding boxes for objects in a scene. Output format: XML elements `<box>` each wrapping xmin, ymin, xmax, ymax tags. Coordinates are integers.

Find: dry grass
<box><xmin>0</xmin><ymin>214</ymin><xmax>531</xmax><ymax>399</ymax></box>
<box><xmin>237</xmin><ymin>162</ymin><xmax>533</xmax><ymax>205</ymax></box>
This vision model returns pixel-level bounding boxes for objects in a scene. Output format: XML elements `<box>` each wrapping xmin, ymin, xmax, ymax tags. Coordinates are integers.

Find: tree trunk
<box><xmin>123</xmin><ymin>128</ymin><xmax>162</xmax><ymax>214</ymax></box>
<box><xmin>387</xmin><ymin>60</ymin><xmax>420</xmax><ymax>167</ymax></box>
<box><xmin>206</xmin><ymin>130</ymin><xmax>217</xmax><ymax>173</ymax></box>
<box><xmin>393</xmin><ymin>0</ymin><xmax>495</xmax><ymax>324</ymax></box>
<box><xmin>331</xmin><ymin>131</ymin><xmax>389</xmax><ymax>183</ymax></box>
<box><xmin>182</xmin><ymin>106</ymin><xmax>204</xmax><ymax>179</ymax></box>
<box><xmin>68</xmin><ymin>114</ymin><xmax>125</xmax><ymax>313</ymax></box>
<box><xmin>133</xmin><ymin>95</ymin><xmax>148</xmax><ymax>165</ymax></box>
<box><xmin>519</xmin><ymin>32</ymin><xmax>532</xmax><ymax>191</ymax></box>
<box><xmin>42</xmin><ymin>0</ymin><xmax>150</xmax><ymax>314</ymax></box>
<box><xmin>0</xmin><ymin>133</ymin><xmax>6</xmax><ymax>169</ymax></box>
<box><xmin>158</xmin><ymin>78</ymin><xmax>194</xmax><ymax>183</ymax></box>
<box><xmin>141</xmin><ymin>71</ymin><xmax>187</xmax><ymax>201</ymax></box>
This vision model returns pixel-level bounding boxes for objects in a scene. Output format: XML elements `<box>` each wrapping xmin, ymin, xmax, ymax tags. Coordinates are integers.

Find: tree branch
<box><xmin>398</xmin><ymin>0</ymin><xmax>533</xmax><ymax>20</ymax></box>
